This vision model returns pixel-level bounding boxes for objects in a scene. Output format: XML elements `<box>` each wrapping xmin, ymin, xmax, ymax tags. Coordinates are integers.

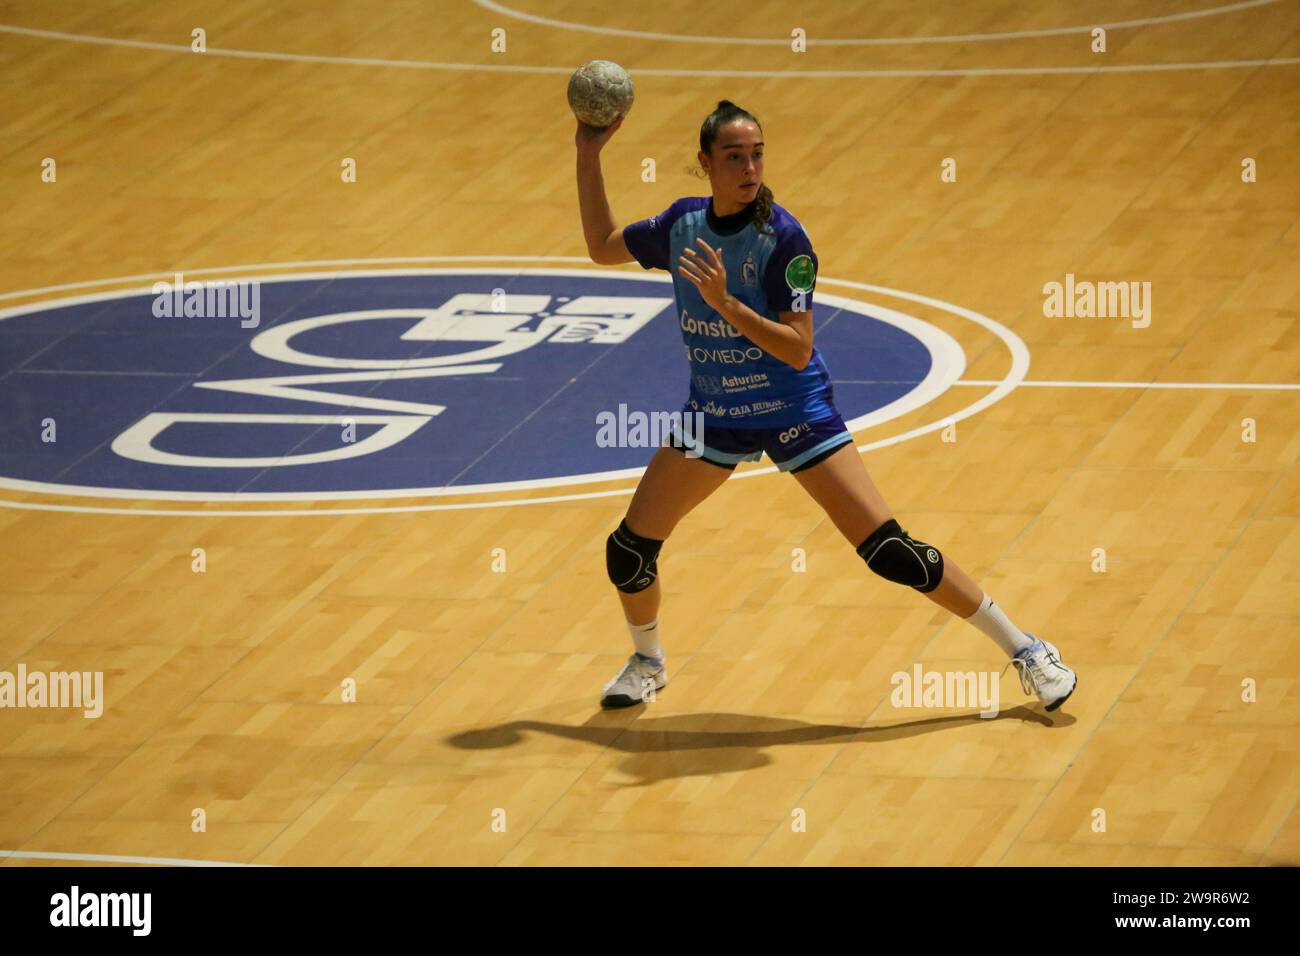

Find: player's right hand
<box><xmin>575</xmin><ymin>113</ymin><xmax>625</xmax><ymax>153</ymax></box>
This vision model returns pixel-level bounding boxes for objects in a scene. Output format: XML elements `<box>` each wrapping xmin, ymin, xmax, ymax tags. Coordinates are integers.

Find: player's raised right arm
<box><xmin>575</xmin><ymin>115</ymin><xmax>634</xmax><ymax>265</ymax></box>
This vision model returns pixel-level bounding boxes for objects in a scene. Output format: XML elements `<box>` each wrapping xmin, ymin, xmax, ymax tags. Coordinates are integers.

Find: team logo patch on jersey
<box><xmin>741</xmin><ymin>254</ymin><xmax>758</xmax><ymax>286</ymax></box>
<box><xmin>784</xmin><ymin>255</ymin><xmax>816</xmax><ymax>293</ymax></box>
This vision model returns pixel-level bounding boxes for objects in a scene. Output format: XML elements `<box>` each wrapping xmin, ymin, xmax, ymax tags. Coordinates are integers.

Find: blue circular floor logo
<box><xmin>0</xmin><ymin>267</ymin><xmax>960</xmax><ymax>501</ymax></box>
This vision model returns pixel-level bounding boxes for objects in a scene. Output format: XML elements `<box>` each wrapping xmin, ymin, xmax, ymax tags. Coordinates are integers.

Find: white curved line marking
<box><xmin>0</xmin><ymin>266</ymin><xmax>963</xmax><ymax>499</ymax></box>
<box><xmin>0</xmin><ymin>22</ymin><xmax>1296</xmax><ymax>76</ymax></box>
<box><xmin>791</xmin><ymin>276</ymin><xmax>1029</xmax><ymax>466</ymax></box>
<box><xmin>0</xmin><ymin>267</ymin><xmax>967</xmax><ymax>500</ymax></box>
<box><xmin>0</xmin><ymin>260</ymin><xmax>1019</xmax><ymax>515</ymax></box>
<box><xmin>472</xmin><ymin>0</ymin><xmax>1279</xmax><ymax>45</ymax></box>
<box><xmin>0</xmin><ymin>486</ymin><xmax>639</xmax><ymax>516</ymax></box>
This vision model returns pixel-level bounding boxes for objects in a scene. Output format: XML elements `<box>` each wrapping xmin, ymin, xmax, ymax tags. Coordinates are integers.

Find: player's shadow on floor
<box><xmin>447</xmin><ymin>707</ymin><xmax>1072</xmax><ymax>786</ymax></box>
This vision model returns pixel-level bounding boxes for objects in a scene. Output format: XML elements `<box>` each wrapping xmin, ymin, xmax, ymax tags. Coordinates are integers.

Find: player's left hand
<box><xmin>678</xmin><ymin>238</ymin><xmax>729</xmax><ymax>313</ymax></box>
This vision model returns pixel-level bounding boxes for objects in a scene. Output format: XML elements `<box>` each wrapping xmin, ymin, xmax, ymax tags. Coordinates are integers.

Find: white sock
<box><xmin>965</xmin><ymin>594</ymin><xmax>1035</xmax><ymax>657</ymax></box>
<box><xmin>627</xmin><ymin>618</ymin><xmax>663</xmax><ymax>661</ymax></box>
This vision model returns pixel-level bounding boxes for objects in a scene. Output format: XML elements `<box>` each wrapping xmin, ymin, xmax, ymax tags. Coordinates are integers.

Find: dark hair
<box><xmin>696</xmin><ymin>99</ymin><xmax>774</xmax><ymax>235</ymax></box>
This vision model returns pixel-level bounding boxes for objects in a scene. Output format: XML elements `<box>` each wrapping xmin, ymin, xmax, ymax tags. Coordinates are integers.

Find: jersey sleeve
<box><xmin>621</xmin><ymin>199</ymin><xmax>686</xmax><ymax>271</ymax></box>
<box><xmin>761</xmin><ymin>223</ymin><xmax>819</xmax><ymax>314</ymax></box>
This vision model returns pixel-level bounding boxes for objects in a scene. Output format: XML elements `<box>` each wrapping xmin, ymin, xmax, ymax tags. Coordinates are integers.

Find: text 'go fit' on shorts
<box><xmin>666</xmin><ymin>410</ymin><xmax>854</xmax><ymax>473</ymax></box>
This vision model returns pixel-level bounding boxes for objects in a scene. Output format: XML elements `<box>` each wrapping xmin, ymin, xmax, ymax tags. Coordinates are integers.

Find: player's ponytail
<box><xmin>752</xmin><ymin>181</ymin><xmax>774</xmax><ymax>234</ymax></box>
<box><xmin>698</xmin><ymin>99</ymin><xmax>775</xmax><ymax>235</ymax></box>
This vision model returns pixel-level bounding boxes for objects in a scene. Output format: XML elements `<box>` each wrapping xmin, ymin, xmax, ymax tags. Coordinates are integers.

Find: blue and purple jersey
<box><xmin>622</xmin><ymin>196</ymin><xmax>835</xmax><ymax>428</ymax></box>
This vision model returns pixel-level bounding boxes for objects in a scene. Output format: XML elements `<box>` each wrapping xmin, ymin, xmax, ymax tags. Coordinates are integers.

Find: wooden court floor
<box><xmin>0</xmin><ymin>1</ymin><xmax>1297</xmax><ymax>865</ymax></box>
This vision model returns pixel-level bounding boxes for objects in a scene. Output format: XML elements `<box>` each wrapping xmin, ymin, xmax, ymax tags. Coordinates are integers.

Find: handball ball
<box><xmin>567</xmin><ymin>60</ymin><xmax>634</xmax><ymax>128</ymax></box>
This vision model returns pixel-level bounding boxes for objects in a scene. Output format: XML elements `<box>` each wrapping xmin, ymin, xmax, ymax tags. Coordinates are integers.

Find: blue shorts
<box><xmin>666</xmin><ymin>407</ymin><xmax>854</xmax><ymax>473</ymax></box>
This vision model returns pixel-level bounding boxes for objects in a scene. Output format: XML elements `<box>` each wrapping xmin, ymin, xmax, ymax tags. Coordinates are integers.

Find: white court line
<box><xmin>3</xmin><ymin>370</ymin><xmax>1290</xmax><ymax>519</ymax></box>
<box><xmin>955</xmin><ymin>379</ymin><xmax>1300</xmax><ymax>390</ymax></box>
<box><xmin>0</xmin><ymin>487</ymin><xmax>638</xmax><ymax>516</ymax></box>
<box><xmin>473</xmin><ymin>0</ymin><xmax>1279</xmax><ymax>45</ymax></box>
<box><xmin>0</xmin><ymin>848</ymin><xmax>261</xmax><ymax>867</ymax></box>
<box><xmin>0</xmin><ymin>22</ymin><xmax>1297</xmax><ymax>77</ymax></box>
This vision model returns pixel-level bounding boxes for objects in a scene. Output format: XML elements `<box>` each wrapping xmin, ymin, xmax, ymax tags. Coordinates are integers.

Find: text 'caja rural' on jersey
<box><xmin>621</xmin><ymin>196</ymin><xmax>835</xmax><ymax>429</ymax></box>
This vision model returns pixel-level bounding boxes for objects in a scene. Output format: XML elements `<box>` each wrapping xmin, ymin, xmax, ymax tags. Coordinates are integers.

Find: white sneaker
<box><xmin>1008</xmin><ymin>636</ymin><xmax>1076</xmax><ymax>712</ymax></box>
<box><xmin>601</xmin><ymin>654</ymin><xmax>667</xmax><ymax>709</ymax></box>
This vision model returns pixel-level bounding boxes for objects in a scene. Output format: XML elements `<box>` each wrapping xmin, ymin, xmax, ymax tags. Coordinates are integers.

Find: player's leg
<box><xmin>784</xmin><ymin>442</ymin><xmax>982</xmax><ymax>616</ymax></box>
<box><xmin>617</xmin><ymin>443</ymin><xmax>735</xmax><ymax>623</ymax></box>
<box><xmin>601</xmin><ymin>443</ymin><xmax>738</xmax><ymax>707</ymax></box>
<box><xmin>788</xmin><ymin>442</ymin><xmax>1076</xmax><ymax>711</ymax></box>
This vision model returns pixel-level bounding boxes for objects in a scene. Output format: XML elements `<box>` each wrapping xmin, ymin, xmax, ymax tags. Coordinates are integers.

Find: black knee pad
<box><xmin>856</xmin><ymin>519</ymin><xmax>944</xmax><ymax>593</ymax></box>
<box><xmin>606</xmin><ymin>519</ymin><xmax>663</xmax><ymax>593</ymax></box>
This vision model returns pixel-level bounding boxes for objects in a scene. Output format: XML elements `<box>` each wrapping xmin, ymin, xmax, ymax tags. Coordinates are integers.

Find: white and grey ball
<box><xmin>567</xmin><ymin>60</ymin><xmax>634</xmax><ymax>128</ymax></box>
